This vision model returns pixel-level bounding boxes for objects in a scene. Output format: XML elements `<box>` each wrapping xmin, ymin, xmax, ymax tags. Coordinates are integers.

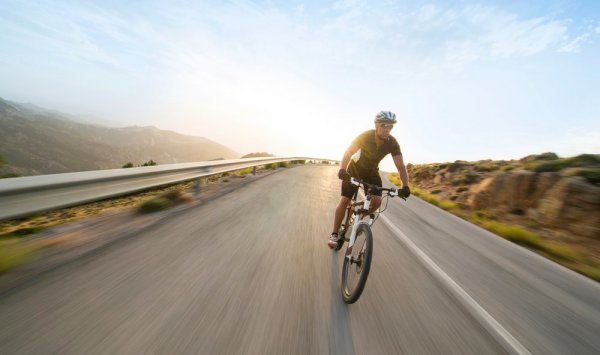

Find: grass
<box><xmin>0</xmin><ymin>239</ymin><xmax>40</xmax><ymax>274</ymax></box>
<box><xmin>137</xmin><ymin>190</ymin><xmax>191</xmax><ymax>214</ymax></box>
<box><xmin>389</xmin><ymin>173</ymin><xmax>456</xmax><ymax>211</ymax></box>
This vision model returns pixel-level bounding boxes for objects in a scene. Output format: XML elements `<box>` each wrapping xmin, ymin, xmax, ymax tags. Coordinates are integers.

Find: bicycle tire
<box><xmin>341</xmin><ymin>223</ymin><xmax>373</xmax><ymax>304</ymax></box>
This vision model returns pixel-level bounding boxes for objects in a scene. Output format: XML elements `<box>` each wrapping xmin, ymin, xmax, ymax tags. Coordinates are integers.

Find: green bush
<box><xmin>265</xmin><ymin>163</ymin><xmax>277</xmax><ymax>170</ymax></box>
<box><xmin>138</xmin><ymin>197</ymin><xmax>173</xmax><ymax>213</ymax></box>
<box><xmin>576</xmin><ymin>168</ymin><xmax>600</xmax><ymax>184</ymax></box>
<box><xmin>142</xmin><ymin>160</ymin><xmax>157</xmax><ymax>167</ymax></box>
<box><xmin>462</xmin><ymin>170</ymin><xmax>478</xmax><ymax>184</ymax></box>
<box><xmin>278</xmin><ymin>161</ymin><xmax>289</xmax><ymax>168</ymax></box>
<box><xmin>527</xmin><ymin>154</ymin><xmax>600</xmax><ymax>173</ymax></box>
<box><xmin>122</xmin><ymin>162</ymin><xmax>134</xmax><ymax>168</ymax></box>
<box><xmin>520</xmin><ymin>152</ymin><xmax>559</xmax><ymax>163</ymax></box>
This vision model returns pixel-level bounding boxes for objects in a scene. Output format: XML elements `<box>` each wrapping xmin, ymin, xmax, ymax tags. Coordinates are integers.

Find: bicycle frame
<box><xmin>345</xmin><ymin>185</ymin><xmax>376</xmax><ymax>257</ymax></box>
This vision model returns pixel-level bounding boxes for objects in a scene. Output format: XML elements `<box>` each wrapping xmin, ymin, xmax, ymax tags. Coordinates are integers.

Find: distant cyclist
<box><xmin>328</xmin><ymin>111</ymin><xmax>411</xmax><ymax>249</ymax></box>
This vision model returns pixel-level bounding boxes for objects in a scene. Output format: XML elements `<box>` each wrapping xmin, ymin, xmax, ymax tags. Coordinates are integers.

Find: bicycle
<box><xmin>334</xmin><ymin>177</ymin><xmax>404</xmax><ymax>303</ymax></box>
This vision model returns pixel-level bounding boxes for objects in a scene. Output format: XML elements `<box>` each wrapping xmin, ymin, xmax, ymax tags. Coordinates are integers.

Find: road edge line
<box><xmin>381</xmin><ymin>214</ymin><xmax>531</xmax><ymax>355</ymax></box>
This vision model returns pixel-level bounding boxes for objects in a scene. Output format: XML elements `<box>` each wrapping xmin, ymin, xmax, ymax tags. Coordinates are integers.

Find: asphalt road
<box><xmin>0</xmin><ymin>165</ymin><xmax>598</xmax><ymax>354</ymax></box>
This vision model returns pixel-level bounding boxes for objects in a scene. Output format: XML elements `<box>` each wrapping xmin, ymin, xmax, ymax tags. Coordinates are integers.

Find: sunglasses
<box><xmin>379</xmin><ymin>123</ymin><xmax>394</xmax><ymax>129</ymax></box>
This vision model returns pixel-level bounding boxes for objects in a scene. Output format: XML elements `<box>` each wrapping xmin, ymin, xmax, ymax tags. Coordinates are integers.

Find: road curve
<box><xmin>0</xmin><ymin>165</ymin><xmax>597</xmax><ymax>354</ymax></box>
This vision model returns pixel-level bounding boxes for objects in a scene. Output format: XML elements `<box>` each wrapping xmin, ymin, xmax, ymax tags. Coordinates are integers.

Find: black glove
<box><xmin>400</xmin><ymin>186</ymin><xmax>411</xmax><ymax>198</ymax></box>
<box><xmin>338</xmin><ymin>169</ymin><xmax>350</xmax><ymax>181</ymax></box>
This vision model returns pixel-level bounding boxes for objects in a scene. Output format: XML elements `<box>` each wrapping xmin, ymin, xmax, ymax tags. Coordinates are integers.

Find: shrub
<box><xmin>462</xmin><ymin>170</ymin><xmax>478</xmax><ymax>184</ymax></box>
<box><xmin>527</xmin><ymin>154</ymin><xmax>600</xmax><ymax>173</ymax></box>
<box><xmin>142</xmin><ymin>160</ymin><xmax>157</xmax><ymax>167</ymax></box>
<box><xmin>122</xmin><ymin>162</ymin><xmax>134</xmax><ymax>168</ymax></box>
<box><xmin>278</xmin><ymin>161</ymin><xmax>289</xmax><ymax>168</ymax></box>
<box><xmin>576</xmin><ymin>168</ymin><xmax>600</xmax><ymax>184</ymax></box>
<box><xmin>448</xmin><ymin>161</ymin><xmax>466</xmax><ymax>172</ymax></box>
<box><xmin>1</xmin><ymin>173</ymin><xmax>19</xmax><ymax>179</ymax></box>
<box><xmin>265</xmin><ymin>163</ymin><xmax>277</xmax><ymax>170</ymax></box>
<box><xmin>520</xmin><ymin>152</ymin><xmax>559</xmax><ymax>163</ymax></box>
<box><xmin>509</xmin><ymin>208</ymin><xmax>525</xmax><ymax>215</ymax></box>
<box><xmin>137</xmin><ymin>190</ymin><xmax>190</xmax><ymax>214</ymax></box>
<box><xmin>138</xmin><ymin>197</ymin><xmax>173</xmax><ymax>213</ymax></box>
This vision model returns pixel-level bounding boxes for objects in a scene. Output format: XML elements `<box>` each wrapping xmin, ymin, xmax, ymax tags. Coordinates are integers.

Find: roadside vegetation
<box><xmin>388</xmin><ymin>152</ymin><xmax>600</xmax><ymax>282</ymax></box>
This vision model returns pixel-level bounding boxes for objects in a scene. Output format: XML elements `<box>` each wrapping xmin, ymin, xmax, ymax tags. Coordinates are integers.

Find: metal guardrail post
<box><xmin>252</xmin><ymin>166</ymin><xmax>257</xmax><ymax>175</ymax></box>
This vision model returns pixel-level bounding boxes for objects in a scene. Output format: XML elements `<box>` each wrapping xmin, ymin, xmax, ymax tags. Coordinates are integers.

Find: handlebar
<box><xmin>349</xmin><ymin>177</ymin><xmax>402</xmax><ymax>198</ymax></box>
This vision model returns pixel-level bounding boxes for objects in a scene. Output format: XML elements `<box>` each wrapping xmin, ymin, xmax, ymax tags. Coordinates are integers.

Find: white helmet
<box><xmin>374</xmin><ymin>111</ymin><xmax>397</xmax><ymax>124</ymax></box>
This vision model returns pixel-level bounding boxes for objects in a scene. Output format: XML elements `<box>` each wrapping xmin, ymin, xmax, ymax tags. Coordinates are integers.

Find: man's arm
<box><xmin>339</xmin><ymin>142</ymin><xmax>359</xmax><ymax>171</ymax></box>
<box><xmin>392</xmin><ymin>154</ymin><xmax>410</xmax><ymax>188</ymax></box>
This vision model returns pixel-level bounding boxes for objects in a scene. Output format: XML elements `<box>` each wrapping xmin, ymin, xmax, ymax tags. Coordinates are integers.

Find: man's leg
<box><xmin>333</xmin><ymin>196</ymin><xmax>351</xmax><ymax>234</ymax></box>
<box><xmin>369</xmin><ymin>196</ymin><xmax>382</xmax><ymax>213</ymax></box>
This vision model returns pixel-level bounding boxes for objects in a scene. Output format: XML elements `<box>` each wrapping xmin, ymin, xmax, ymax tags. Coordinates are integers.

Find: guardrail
<box><xmin>0</xmin><ymin>157</ymin><xmax>337</xmax><ymax>221</ymax></box>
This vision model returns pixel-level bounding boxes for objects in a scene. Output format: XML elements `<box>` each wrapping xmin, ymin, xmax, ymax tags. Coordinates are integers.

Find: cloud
<box><xmin>559</xmin><ymin>33</ymin><xmax>591</xmax><ymax>53</ymax></box>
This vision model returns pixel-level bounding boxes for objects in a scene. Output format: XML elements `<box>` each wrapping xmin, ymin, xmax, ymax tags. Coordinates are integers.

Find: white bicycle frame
<box><xmin>345</xmin><ymin>179</ymin><xmax>375</xmax><ymax>258</ymax></box>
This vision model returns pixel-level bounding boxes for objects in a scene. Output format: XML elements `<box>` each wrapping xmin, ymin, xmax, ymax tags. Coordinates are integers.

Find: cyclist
<box><xmin>328</xmin><ymin>111</ymin><xmax>411</xmax><ymax>249</ymax></box>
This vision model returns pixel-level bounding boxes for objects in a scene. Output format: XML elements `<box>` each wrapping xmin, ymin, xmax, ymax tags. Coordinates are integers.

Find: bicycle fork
<box><xmin>345</xmin><ymin>198</ymin><xmax>374</xmax><ymax>258</ymax></box>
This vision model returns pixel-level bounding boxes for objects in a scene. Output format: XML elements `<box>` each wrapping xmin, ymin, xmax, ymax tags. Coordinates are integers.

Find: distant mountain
<box><xmin>241</xmin><ymin>152</ymin><xmax>274</xmax><ymax>158</ymax></box>
<box><xmin>0</xmin><ymin>97</ymin><xmax>239</xmax><ymax>176</ymax></box>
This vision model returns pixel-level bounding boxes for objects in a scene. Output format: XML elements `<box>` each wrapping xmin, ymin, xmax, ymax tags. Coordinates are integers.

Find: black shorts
<box><xmin>341</xmin><ymin>175</ymin><xmax>383</xmax><ymax>199</ymax></box>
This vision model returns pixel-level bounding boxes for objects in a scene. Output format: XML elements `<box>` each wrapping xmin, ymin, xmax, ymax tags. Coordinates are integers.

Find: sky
<box><xmin>1</xmin><ymin>0</ymin><xmax>599</xmax><ymax>170</ymax></box>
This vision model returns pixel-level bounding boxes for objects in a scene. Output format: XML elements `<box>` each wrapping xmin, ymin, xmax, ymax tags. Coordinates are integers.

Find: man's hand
<box><xmin>400</xmin><ymin>186</ymin><xmax>411</xmax><ymax>198</ymax></box>
<box><xmin>338</xmin><ymin>169</ymin><xmax>350</xmax><ymax>181</ymax></box>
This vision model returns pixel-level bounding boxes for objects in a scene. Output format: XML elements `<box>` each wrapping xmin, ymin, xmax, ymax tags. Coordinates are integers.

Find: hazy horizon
<box><xmin>1</xmin><ymin>0</ymin><xmax>599</xmax><ymax>171</ymax></box>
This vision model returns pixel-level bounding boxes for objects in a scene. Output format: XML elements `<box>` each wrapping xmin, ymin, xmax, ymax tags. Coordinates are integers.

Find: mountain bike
<box><xmin>335</xmin><ymin>177</ymin><xmax>404</xmax><ymax>304</ymax></box>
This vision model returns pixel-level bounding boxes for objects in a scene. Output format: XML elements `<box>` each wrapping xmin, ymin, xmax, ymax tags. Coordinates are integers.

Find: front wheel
<box><xmin>341</xmin><ymin>223</ymin><xmax>373</xmax><ymax>304</ymax></box>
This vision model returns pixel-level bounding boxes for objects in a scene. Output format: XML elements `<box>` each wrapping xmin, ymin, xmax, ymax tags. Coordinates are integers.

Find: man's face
<box><xmin>375</xmin><ymin>123</ymin><xmax>394</xmax><ymax>139</ymax></box>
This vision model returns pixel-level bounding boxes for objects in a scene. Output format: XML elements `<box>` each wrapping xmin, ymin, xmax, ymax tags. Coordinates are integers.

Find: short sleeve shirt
<box><xmin>347</xmin><ymin>130</ymin><xmax>402</xmax><ymax>178</ymax></box>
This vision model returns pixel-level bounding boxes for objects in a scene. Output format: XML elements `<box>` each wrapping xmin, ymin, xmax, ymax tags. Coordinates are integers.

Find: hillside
<box><xmin>389</xmin><ymin>153</ymin><xmax>600</xmax><ymax>280</ymax></box>
<box><xmin>0</xmin><ymin>98</ymin><xmax>239</xmax><ymax>176</ymax></box>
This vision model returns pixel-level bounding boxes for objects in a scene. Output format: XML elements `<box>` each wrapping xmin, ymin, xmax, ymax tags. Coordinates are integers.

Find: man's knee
<box><xmin>338</xmin><ymin>197</ymin><xmax>351</xmax><ymax>209</ymax></box>
<box><xmin>371</xmin><ymin>196</ymin><xmax>382</xmax><ymax>209</ymax></box>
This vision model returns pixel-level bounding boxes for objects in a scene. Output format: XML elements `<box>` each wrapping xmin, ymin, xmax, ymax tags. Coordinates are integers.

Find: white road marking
<box><xmin>380</xmin><ymin>214</ymin><xmax>532</xmax><ymax>355</ymax></box>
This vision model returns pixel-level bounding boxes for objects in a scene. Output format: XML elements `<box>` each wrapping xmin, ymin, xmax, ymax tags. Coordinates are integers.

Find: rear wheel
<box><xmin>341</xmin><ymin>223</ymin><xmax>373</xmax><ymax>304</ymax></box>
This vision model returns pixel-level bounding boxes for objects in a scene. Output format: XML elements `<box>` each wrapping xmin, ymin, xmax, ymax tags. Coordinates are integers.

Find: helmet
<box><xmin>374</xmin><ymin>111</ymin><xmax>397</xmax><ymax>124</ymax></box>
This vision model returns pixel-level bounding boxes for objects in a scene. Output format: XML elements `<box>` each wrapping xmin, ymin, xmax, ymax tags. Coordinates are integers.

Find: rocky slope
<box><xmin>0</xmin><ymin>97</ymin><xmax>239</xmax><ymax>176</ymax></box>
<box><xmin>401</xmin><ymin>153</ymin><xmax>600</xmax><ymax>263</ymax></box>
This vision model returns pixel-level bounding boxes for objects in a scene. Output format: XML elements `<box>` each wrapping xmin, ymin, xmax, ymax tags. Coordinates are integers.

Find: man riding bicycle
<box><xmin>328</xmin><ymin>111</ymin><xmax>411</xmax><ymax>249</ymax></box>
